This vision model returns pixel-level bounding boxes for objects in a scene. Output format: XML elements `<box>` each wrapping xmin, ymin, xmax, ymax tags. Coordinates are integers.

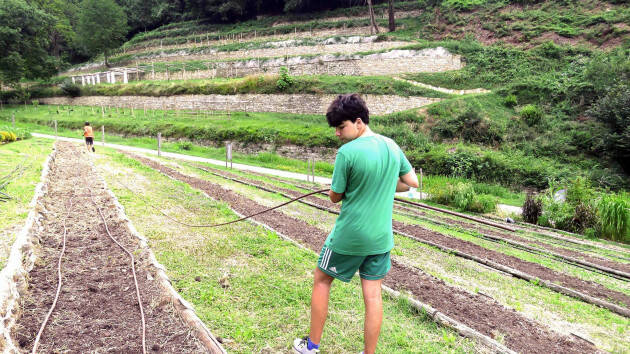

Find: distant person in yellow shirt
<box><xmin>83</xmin><ymin>122</ymin><xmax>95</xmax><ymax>152</ymax></box>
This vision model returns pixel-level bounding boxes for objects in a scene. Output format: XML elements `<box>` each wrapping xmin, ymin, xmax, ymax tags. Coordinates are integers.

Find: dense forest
<box><xmin>0</xmin><ymin>0</ymin><xmax>387</xmax><ymax>81</ymax></box>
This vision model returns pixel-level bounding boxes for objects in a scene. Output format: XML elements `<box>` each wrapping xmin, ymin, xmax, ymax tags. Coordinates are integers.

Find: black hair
<box><xmin>325</xmin><ymin>93</ymin><xmax>369</xmax><ymax>127</ymax></box>
<box><xmin>85</xmin><ymin>121</ymin><xmax>90</xmax><ymax>126</ymax></box>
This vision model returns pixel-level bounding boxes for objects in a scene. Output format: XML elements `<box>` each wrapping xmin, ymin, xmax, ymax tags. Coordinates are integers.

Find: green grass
<box><xmin>96</xmin><ymin>148</ymin><xmax>477</xmax><ymax>353</ymax></box>
<box><xmin>140</xmin><ymin>154</ymin><xmax>630</xmax><ymax>352</ymax></box>
<box><xmin>39</xmin><ymin>73</ymin><xmax>452</xmax><ymax>99</ymax></box>
<box><xmin>0</xmin><ymin>138</ymin><xmax>52</xmax><ymax>268</ymax></box>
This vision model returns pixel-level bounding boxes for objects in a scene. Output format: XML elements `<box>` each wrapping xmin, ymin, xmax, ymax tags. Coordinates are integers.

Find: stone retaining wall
<box><xmin>39</xmin><ymin>93</ymin><xmax>440</xmax><ymax>115</ymax></box>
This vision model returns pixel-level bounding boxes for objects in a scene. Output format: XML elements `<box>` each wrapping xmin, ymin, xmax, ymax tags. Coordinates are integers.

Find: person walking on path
<box><xmin>83</xmin><ymin>121</ymin><xmax>95</xmax><ymax>152</ymax></box>
<box><xmin>293</xmin><ymin>94</ymin><xmax>419</xmax><ymax>354</ymax></box>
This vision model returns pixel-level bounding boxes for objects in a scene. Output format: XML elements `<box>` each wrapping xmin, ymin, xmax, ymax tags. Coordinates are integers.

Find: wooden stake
<box><xmin>102</xmin><ymin>125</ymin><xmax>105</xmax><ymax>146</ymax></box>
<box><xmin>419</xmin><ymin>168</ymin><xmax>423</xmax><ymax>200</ymax></box>
<box><xmin>157</xmin><ymin>132</ymin><xmax>162</xmax><ymax>156</ymax></box>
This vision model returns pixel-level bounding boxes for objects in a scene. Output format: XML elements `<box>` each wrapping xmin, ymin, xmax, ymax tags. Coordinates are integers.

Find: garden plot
<box><xmin>182</xmin><ymin>164</ymin><xmax>630</xmax><ymax>311</ymax></box>
<box><xmin>95</xmin><ymin>148</ymin><xmax>478</xmax><ymax>353</ymax></box>
<box><xmin>3</xmin><ymin>142</ymin><xmax>220</xmax><ymax>352</ymax></box>
<box><xmin>232</xmin><ymin>168</ymin><xmax>630</xmax><ymax>270</ymax></box>
<box><xmin>124</xmin><ymin>151</ymin><xmax>598</xmax><ymax>353</ymax></box>
<box><xmin>141</xmin><ymin>156</ymin><xmax>630</xmax><ymax>352</ymax></box>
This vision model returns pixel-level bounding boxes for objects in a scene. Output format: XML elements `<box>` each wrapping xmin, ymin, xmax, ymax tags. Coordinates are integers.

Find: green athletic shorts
<box><xmin>317</xmin><ymin>245</ymin><xmax>391</xmax><ymax>282</ymax></box>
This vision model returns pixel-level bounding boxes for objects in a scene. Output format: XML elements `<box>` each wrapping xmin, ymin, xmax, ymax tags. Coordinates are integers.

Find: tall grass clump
<box><xmin>598</xmin><ymin>194</ymin><xmax>630</xmax><ymax>242</ymax></box>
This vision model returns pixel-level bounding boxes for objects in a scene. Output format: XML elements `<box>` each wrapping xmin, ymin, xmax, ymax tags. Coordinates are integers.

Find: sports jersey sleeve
<box><xmin>398</xmin><ymin>148</ymin><xmax>412</xmax><ymax>176</ymax></box>
<box><xmin>331</xmin><ymin>151</ymin><xmax>349</xmax><ymax>194</ymax></box>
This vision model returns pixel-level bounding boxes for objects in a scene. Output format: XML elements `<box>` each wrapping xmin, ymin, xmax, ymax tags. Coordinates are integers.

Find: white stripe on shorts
<box><xmin>321</xmin><ymin>248</ymin><xmax>332</xmax><ymax>269</ymax></box>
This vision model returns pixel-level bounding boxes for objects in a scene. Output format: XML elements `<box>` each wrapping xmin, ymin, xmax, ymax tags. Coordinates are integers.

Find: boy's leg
<box><xmin>309</xmin><ymin>268</ymin><xmax>334</xmax><ymax>344</ymax></box>
<box><xmin>361</xmin><ymin>278</ymin><xmax>383</xmax><ymax>354</ymax></box>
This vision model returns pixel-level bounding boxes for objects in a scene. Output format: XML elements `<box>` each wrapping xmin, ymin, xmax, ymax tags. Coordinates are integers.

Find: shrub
<box><xmin>177</xmin><ymin>141</ymin><xmax>192</xmax><ymax>150</ymax></box>
<box><xmin>503</xmin><ymin>94</ymin><xmax>517</xmax><ymax>108</ymax></box>
<box><xmin>60</xmin><ymin>81</ymin><xmax>82</xmax><ymax>97</ymax></box>
<box><xmin>538</xmin><ymin>196</ymin><xmax>574</xmax><ymax>231</ymax></box>
<box><xmin>597</xmin><ymin>194</ymin><xmax>630</xmax><ymax>242</ymax></box>
<box><xmin>522</xmin><ymin>193</ymin><xmax>542</xmax><ymax>224</ymax></box>
<box><xmin>432</xmin><ymin>109</ymin><xmax>502</xmax><ymax>145</ymax></box>
<box><xmin>571</xmin><ymin>202</ymin><xmax>598</xmax><ymax>234</ymax></box>
<box><xmin>454</xmin><ymin>183</ymin><xmax>476</xmax><ymax>210</ymax></box>
<box><xmin>452</xmin><ymin>182</ymin><xmax>496</xmax><ymax>213</ymax></box>
<box><xmin>276</xmin><ymin>66</ymin><xmax>294</xmax><ymax>91</ymax></box>
<box><xmin>586</xmin><ymin>83</ymin><xmax>630</xmax><ymax>173</ymax></box>
<box><xmin>520</xmin><ymin>104</ymin><xmax>543</xmax><ymax>126</ymax></box>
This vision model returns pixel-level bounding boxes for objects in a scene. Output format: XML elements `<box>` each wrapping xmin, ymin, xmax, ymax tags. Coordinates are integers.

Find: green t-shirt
<box><xmin>325</xmin><ymin>134</ymin><xmax>412</xmax><ymax>255</ymax></box>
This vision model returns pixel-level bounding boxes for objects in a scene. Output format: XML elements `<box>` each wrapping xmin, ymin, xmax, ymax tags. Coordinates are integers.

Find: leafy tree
<box><xmin>76</xmin><ymin>0</ymin><xmax>128</xmax><ymax>67</ymax></box>
<box><xmin>0</xmin><ymin>0</ymin><xmax>58</xmax><ymax>83</ymax></box>
<box><xmin>32</xmin><ymin>0</ymin><xmax>81</xmax><ymax>61</ymax></box>
<box><xmin>586</xmin><ymin>83</ymin><xmax>630</xmax><ymax>174</ymax></box>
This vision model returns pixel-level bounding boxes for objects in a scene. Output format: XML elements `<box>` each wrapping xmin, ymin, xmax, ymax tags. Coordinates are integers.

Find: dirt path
<box><xmin>127</xmin><ymin>152</ymin><xmax>598</xmax><ymax>354</ymax></box>
<box><xmin>9</xmin><ymin>142</ymin><xmax>214</xmax><ymax>352</ymax></box>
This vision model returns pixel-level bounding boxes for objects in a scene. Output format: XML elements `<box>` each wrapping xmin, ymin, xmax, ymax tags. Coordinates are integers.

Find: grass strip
<box><xmin>0</xmin><ymin>138</ymin><xmax>52</xmax><ymax>268</ymax></box>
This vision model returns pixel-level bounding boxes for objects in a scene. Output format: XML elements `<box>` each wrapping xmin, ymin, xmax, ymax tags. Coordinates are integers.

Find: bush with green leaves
<box><xmin>597</xmin><ymin>194</ymin><xmax>630</xmax><ymax>242</ymax></box>
<box><xmin>276</xmin><ymin>67</ymin><xmax>294</xmax><ymax>91</ymax></box>
<box><xmin>432</xmin><ymin>108</ymin><xmax>503</xmax><ymax>145</ymax></box>
<box><xmin>0</xmin><ymin>126</ymin><xmax>30</xmax><ymax>143</ymax></box>
<box><xmin>430</xmin><ymin>182</ymin><xmax>496</xmax><ymax>213</ymax></box>
<box><xmin>520</xmin><ymin>104</ymin><xmax>543</xmax><ymax>126</ymax></box>
<box><xmin>60</xmin><ymin>81</ymin><xmax>82</xmax><ymax>97</ymax></box>
<box><xmin>538</xmin><ymin>195</ymin><xmax>575</xmax><ymax>231</ymax></box>
<box><xmin>586</xmin><ymin>83</ymin><xmax>630</xmax><ymax>174</ymax></box>
<box><xmin>503</xmin><ymin>94</ymin><xmax>517</xmax><ymax>108</ymax></box>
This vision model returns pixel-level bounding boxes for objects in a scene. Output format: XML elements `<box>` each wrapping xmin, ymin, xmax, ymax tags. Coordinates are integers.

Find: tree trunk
<box><xmin>388</xmin><ymin>0</ymin><xmax>396</xmax><ymax>32</ymax></box>
<box><xmin>104</xmin><ymin>52</ymin><xmax>110</xmax><ymax>68</ymax></box>
<box><xmin>367</xmin><ymin>0</ymin><xmax>380</xmax><ymax>34</ymax></box>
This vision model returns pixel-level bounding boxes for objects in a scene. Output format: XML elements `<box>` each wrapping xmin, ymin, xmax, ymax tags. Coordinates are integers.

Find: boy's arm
<box><xmin>396</xmin><ymin>169</ymin><xmax>419</xmax><ymax>192</ymax></box>
<box><xmin>329</xmin><ymin>190</ymin><xmax>344</xmax><ymax>203</ymax></box>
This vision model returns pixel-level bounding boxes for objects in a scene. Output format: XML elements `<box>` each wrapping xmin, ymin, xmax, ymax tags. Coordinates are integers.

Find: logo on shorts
<box><xmin>329</xmin><ymin>266</ymin><xmax>337</xmax><ymax>273</ymax></box>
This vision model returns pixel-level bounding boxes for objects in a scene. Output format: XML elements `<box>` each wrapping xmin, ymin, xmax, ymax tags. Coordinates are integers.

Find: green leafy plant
<box><xmin>597</xmin><ymin>194</ymin><xmax>630</xmax><ymax>242</ymax></box>
<box><xmin>276</xmin><ymin>66</ymin><xmax>294</xmax><ymax>91</ymax></box>
<box><xmin>503</xmin><ymin>94</ymin><xmax>517</xmax><ymax>108</ymax></box>
<box><xmin>520</xmin><ymin>104</ymin><xmax>543</xmax><ymax>126</ymax></box>
<box><xmin>60</xmin><ymin>81</ymin><xmax>82</xmax><ymax>97</ymax></box>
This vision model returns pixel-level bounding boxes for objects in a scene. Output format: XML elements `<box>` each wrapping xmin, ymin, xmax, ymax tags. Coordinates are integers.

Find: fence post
<box><xmin>226</xmin><ymin>142</ymin><xmax>232</xmax><ymax>168</ymax></box>
<box><xmin>102</xmin><ymin>125</ymin><xmax>105</xmax><ymax>146</ymax></box>
<box><xmin>157</xmin><ymin>132</ymin><xmax>162</xmax><ymax>157</ymax></box>
<box><xmin>54</xmin><ymin>120</ymin><xmax>57</xmax><ymax>139</ymax></box>
<box><xmin>307</xmin><ymin>159</ymin><xmax>311</xmax><ymax>182</ymax></box>
<box><xmin>12</xmin><ymin>113</ymin><xmax>15</xmax><ymax>128</ymax></box>
<box><xmin>419</xmin><ymin>168</ymin><xmax>423</xmax><ymax>200</ymax></box>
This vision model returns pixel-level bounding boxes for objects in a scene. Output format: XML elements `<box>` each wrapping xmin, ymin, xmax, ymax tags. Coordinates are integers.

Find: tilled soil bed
<box><xmin>128</xmin><ymin>152</ymin><xmax>599</xmax><ymax>354</ymax></box>
<box><xmin>9</xmin><ymin>143</ymin><xmax>210</xmax><ymax>352</ymax></box>
<box><xmin>196</xmin><ymin>165</ymin><xmax>630</xmax><ymax>312</ymax></box>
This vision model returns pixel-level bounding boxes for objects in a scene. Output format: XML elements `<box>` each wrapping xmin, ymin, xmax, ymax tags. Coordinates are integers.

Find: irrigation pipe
<box><xmin>31</xmin><ymin>196</ymin><xmax>74</xmax><ymax>354</ymax></box>
<box><xmin>394</xmin><ymin>198</ymin><xmax>517</xmax><ymax>232</ymax></box>
<box><xmin>203</xmin><ymin>168</ymin><xmax>630</xmax><ymax>316</ymax></box>
<box><xmin>394</xmin><ymin>228</ymin><xmax>630</xmax><ymax>318</ymax></box>
<box><xmin>115</xmin><ymin>177</ymin><xmax>328</xmax><ymax>228</ymax></box>
<box><xmin>240</xmin><ymin>167</ymin><xmax>518</xmax><ymax>233</ymax></box>
<box><xmin>185</xmin><ymin>186</ymin><xmax>518</xmax><ymax>354</ymax></box>
<box><xmin>198</xmin><ymin>167</ymin><xmax>630</xmax><ymax>282</ymax></box>
<box><xmin>87</xmin><ymin>178</ymin><xmax>147</xmax><ymax>354</ymax></box>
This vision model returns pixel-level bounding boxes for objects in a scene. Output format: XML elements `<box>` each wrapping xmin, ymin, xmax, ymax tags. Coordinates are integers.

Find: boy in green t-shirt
<box><xmin>293</xmin><ymin>94</ymin><xmax>419</xmax><ymax>354</ymax></box>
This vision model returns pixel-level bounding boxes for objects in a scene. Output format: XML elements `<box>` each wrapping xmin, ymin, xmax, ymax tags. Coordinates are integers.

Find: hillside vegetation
<box><xmin>2</xmin><ymin>0</ymin><xmax>629</xmax><ymax>238</ymax></box>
